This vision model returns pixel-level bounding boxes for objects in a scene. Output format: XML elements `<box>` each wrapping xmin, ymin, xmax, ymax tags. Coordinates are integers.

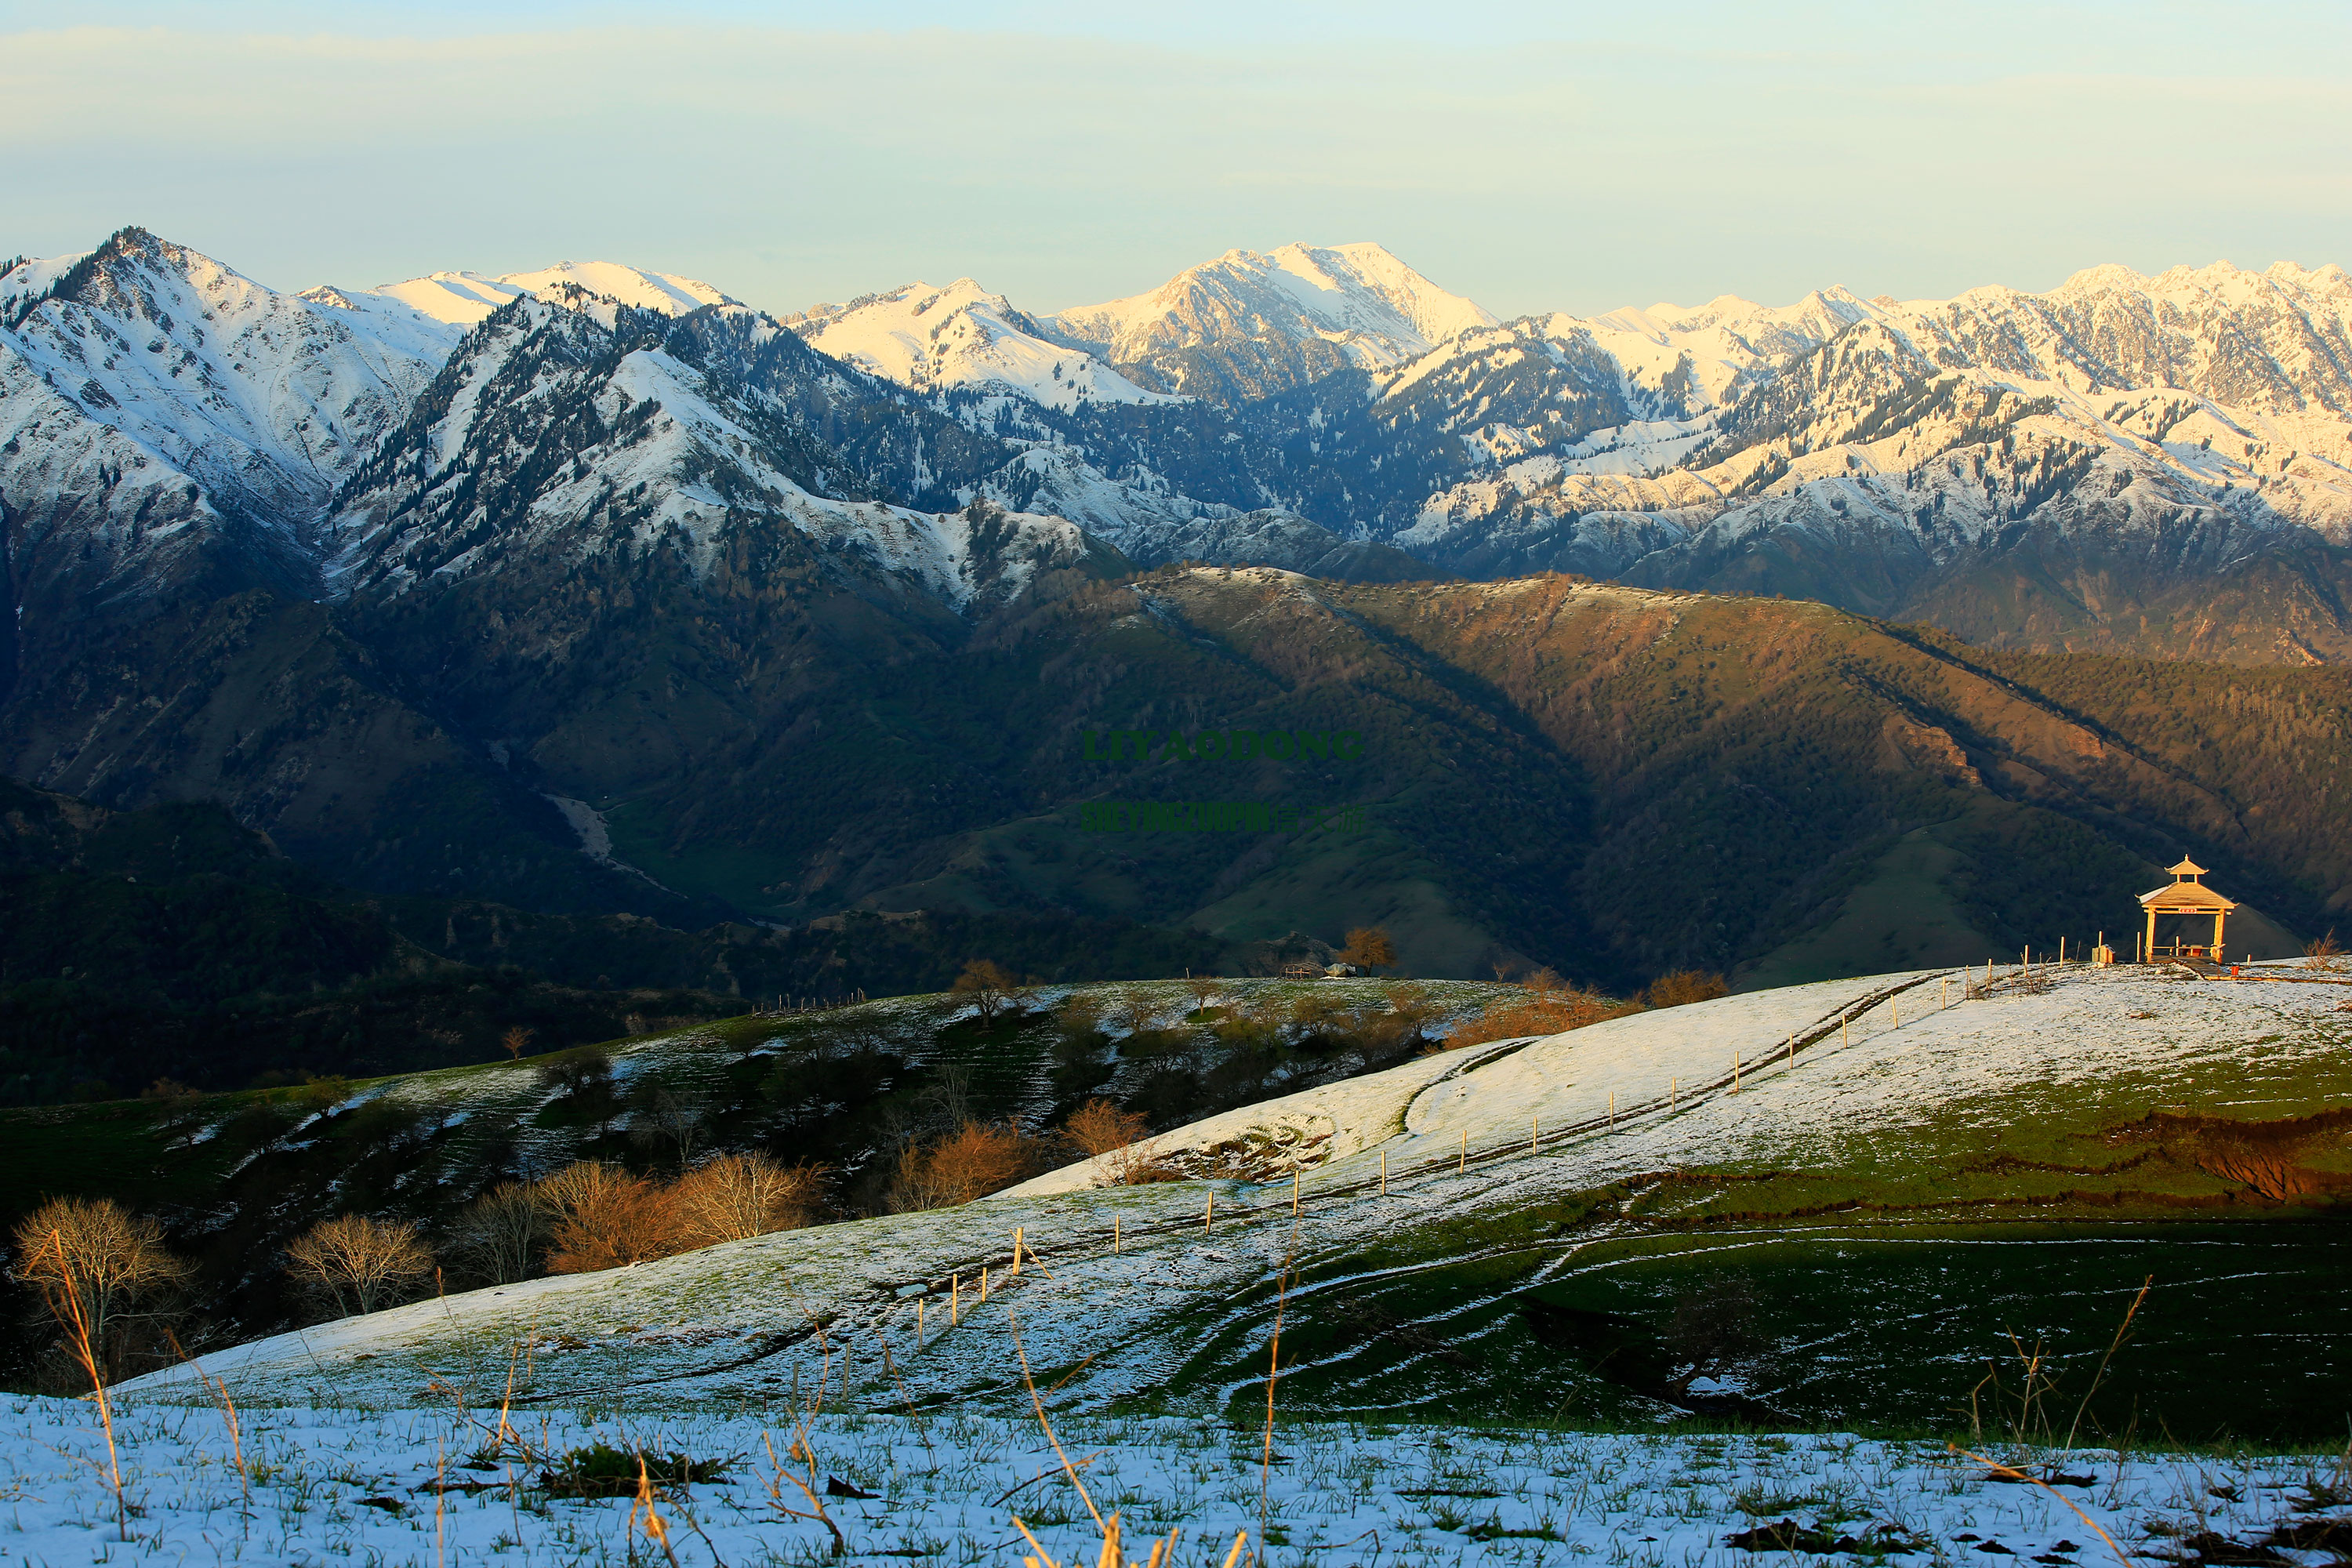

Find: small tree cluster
<box><xmin>533</xmin><ymin>1154</ymin><xmax>825</xmax><ymax>1276</ymax></box>
<box><xmin>1639</xmin><ymin>970</ymin><xmax>1731</xmax><ymax>1009</ymax></box>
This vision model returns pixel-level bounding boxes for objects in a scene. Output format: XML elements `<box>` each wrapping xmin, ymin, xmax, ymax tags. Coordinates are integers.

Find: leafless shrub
<box><xmin>670</xmin><ymin>1153</ymin><xmax>824</xmax><ymax>1247</ymax></box>
<box><xmin>887</xmin><ymin>1120</ymin><xmax>1039</xmax><ymax>1210</ymax></box>
<box><xmin>538</xmin><ymin>1161</ymin><xmax>677</xmax><ymax>1273</ymax></box>
<box><xmin>1444</xmin><ymin>972</ymin><xmax>1637</xmax><ymax>1049</ymax></box>
<box><xmin>1062</xmin><ymin>1099</ymin><xmax>1170</xmax><ymax>1185</ymax></box>
<box><xmin>8</xmin><ymin>1197</ymin><xmax>191</xmax><ymax>1381</ymax></box>
<box><xmin>1054</xmin><ymin>993</ymin><xmax>1106</xmax><ymax>1042</ymax></box>
<box><xmin>1640</xmin><ymin>969</ymin><xmax>1732</xmax><ymax>1009</ymax></box>
<box><xmin>447</xmin><ymin>1181</ymin><xmax>544</xmax><ymax>1285</ymax></box>
<box><xmin>285</xmin><ymin>1214</ymin><xmax>434</xmax><ymax>1316</ymax></box>
<box><xmin>2306</xmin><ymin>928</ymin><xmax>2344</xmax><ymax>971</ymax></box>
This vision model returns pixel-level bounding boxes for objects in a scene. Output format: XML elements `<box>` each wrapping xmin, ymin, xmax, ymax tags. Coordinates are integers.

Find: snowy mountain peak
<box><xmin>498</xmin><ymin>260</ymin><xmax>734</xmax><ymax>316</ymax></box>
<box><xmin>2</xmin><ymin>227</ymin><xmax>463</xmax><ymax>532</ymax></box>
<box><xmin>1052</xmin><ymin>241</ymin><xmax>1497</xmax><ymax>373</ymax></box>
<box><xmin>784</xmin><ymin>278</ymin><xmax>1171</xmax><ymax>411</ymax></box>
<box><xmin>349</xmin><ymin>262</ymin><xmax>736</xmax><ymax>328</ymax></box>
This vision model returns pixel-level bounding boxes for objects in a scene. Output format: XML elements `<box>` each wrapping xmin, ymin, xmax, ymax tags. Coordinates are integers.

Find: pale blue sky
<box><xmin>4</xmin><ymin>2</ymin><xmax>2347</xmax><ymax>321</ymax></box>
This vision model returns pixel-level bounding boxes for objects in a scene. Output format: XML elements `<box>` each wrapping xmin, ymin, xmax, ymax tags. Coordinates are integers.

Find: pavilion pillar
<box><xmin>2213</xmin><ymin>910</ymin><xmax>2227</xmax><ymax>964</ymax></box>
<box><xmin>2144</xmin><ymin>906</ymin><xmax>2158</xmax><ymax>964</ymax></box>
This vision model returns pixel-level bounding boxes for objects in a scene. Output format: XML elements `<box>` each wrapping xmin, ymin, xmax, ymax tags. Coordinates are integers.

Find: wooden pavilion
<box><xmin>2139</xmin><ymin>858</ymin><xmax>2237</xmax><ymax>963</ymax></box>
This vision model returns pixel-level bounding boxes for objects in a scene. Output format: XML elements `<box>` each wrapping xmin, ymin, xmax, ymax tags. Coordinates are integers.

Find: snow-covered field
<box><xmin>15</xmin><ymin>1392</ymin><xmax>2343</xmax><ymax>1568</ymax></box>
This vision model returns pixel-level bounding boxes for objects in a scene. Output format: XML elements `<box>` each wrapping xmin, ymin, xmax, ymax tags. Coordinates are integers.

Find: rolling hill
<box><xmin>129</xmin><ymin>959</ymin><xmax>2352</xmax><ymax>1439</ymax></box>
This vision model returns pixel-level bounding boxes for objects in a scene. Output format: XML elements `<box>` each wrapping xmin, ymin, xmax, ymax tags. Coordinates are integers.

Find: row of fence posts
<box><xmin>758</xmin><ymin>989</ymin><xmax>866</xmax><ymax>1017</ymax></box>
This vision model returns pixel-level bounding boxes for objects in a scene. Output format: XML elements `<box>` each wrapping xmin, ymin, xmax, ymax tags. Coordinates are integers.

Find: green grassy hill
<box><xmin>140</xmin><ymin>960</ymin><xmax>2352</xmax><ymax>1443</ymax></box>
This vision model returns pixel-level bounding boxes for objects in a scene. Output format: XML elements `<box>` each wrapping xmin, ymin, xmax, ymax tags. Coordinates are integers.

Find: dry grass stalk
<box><xmin>2063</xmin><ymin>1276</ymin><xmax>2153</xmax><ymax>1453</ymax></box>
<box><xmin>1951</xmin><ymin>1446</ymin><xmax>2132</xmax><ymax>1568</ymax></box>
<box><xmin>30</xmin><ymin>1229</ymin><xmax>131</xmax><ymax>1539</ymax></box>
<box><xmin>760</xmin><ymin>1420</ymin><xmax>847</xmax><ymax>1555</ymax></box>
<box><xmin>632</xmin><ymin>1454</ymin><xmax>684</xmax><ymax>1568</ymax></box>
<box><xmin>285</xmin><ymin>1214</ymin><xmax>435</xmax><ymax>1315</ymax></box>
<box><xmin>1261</xmin><ymin>1229</ymin><xmax>1299</xmax><ymax>1546</ymax></box>
<box><xmin>165</xmin><ymin>1330</ymin><xmax>249</xmax><ymax>1504</ymax></box>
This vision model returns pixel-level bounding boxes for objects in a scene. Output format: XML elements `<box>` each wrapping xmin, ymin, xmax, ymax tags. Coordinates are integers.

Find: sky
<box><xmin>4</xmin><ymin>2</ymin><xmax>2348</xmax><ymax>322</ymax></box>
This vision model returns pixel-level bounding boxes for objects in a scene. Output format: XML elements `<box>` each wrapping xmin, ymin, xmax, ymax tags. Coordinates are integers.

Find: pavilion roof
<box><xmin>2140</xmin><ymin>882</ymin><xmax>2237</xmax><ymax>911</ymax></box>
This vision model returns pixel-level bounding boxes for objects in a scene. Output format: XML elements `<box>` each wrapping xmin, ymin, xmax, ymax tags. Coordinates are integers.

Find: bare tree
<box><xmin>1339</xmin><ymin>927</ymin><xmax>1398</xmax><ymax>971</ymax></box>
<box><xmin>627</xmin><ymin>1081</ymin><xmax>708</xmax><ymax>1167</ymax></box>
<box><xmin>1186</xmin><ymin>974</ymin><xmax>1224</xmax><ymax>1011</ymax></box>
<box><xmin>447</xmin><ymin>1181</ymin><xmax>543</xmax><ymax>1285</ymax></box>
<box><xmin>500</xmin><ymin>1025</ymin><xmax>535</xmax><ymax>1062</ymax></box>
<box><xmin>1062</xmin><ymin>1098</ymin><xmax>1165</xmax><ymax>1185</ymax></box>
<box><xmin>671</xmin><ymin>1154</ymin><xmax>824</xmax><ymax>1248</ymax></box>
<box><xmin>887</xmin><ymin>1121</ymin><xmax>1036</xmax><ymax>1211</ymax></box>
<box><xmin>951</xmin><ymin>959</ymin><xmax>1019</xmax><ymax>1024</ymax></box>
<box><xmin>285</xmin><ymin>1215</ymin><xmax>434</xmax><ymax>1317</ymax></box>
<box><xmin>9</xmin><ymin>1197</ymin><xmax>191</xmax><ymax>1380</ymax></box>
<box><xmin>1106</xmin><ymin>986</ymin><xmax>1162</xmax><ymax>1037</ymax></box>
<box><xmin>537</xmin><ymin>1161</ymin><xmax>675</xmax><ymax>1274</ymax></box>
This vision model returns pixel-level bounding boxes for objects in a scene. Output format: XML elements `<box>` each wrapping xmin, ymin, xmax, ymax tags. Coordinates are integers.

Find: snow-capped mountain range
<box><xmin>14</xmin><ymin>227</ymin><xmax>2349</xmax><ymax>659</ymax></box>
<box><xmin>5</xmin><ymin>222</ymin><xmax>2352</xmax><ymax>936</ymax></box>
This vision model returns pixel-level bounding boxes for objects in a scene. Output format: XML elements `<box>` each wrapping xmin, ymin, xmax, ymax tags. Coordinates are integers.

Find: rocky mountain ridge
<box><xmin>6</xmin><ymin>225</ymin><xmax>2352</xmax><ymax>971</ymax></box>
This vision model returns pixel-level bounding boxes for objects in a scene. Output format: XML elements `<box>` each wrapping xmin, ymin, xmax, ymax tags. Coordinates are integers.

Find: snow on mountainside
<box><xmin>328</xmin><ymin>296</ymin><xmax>1100</xmax><ymax>612</ymax></box>
<box><xmin>1050</xmin><ymin>241</ymin><xmax>1499</xmax><ymax>401</ymax></box>
<box><xmin>11</xmin><ymin>227</ymin><xmax>2352</xmax><ymax>667</ymax></box>
<box><xmin>1377</xmin><ymin>260</ymin><xmax>2352</xmax><ymax>654</ymax></box>
<box><xmin>785</xmin><ymin>279</ymin><xmax>1170</xmax><ymax>411</ymax></box>
<box><xmin>350</xmin><ymin>261</ymin><xmax>737</xmax><ymax>327</ymax></box>
<box><xmin>0</xmin><ymin>229</ymin><xmax>456</xmax><ymax>528</ymax></box>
